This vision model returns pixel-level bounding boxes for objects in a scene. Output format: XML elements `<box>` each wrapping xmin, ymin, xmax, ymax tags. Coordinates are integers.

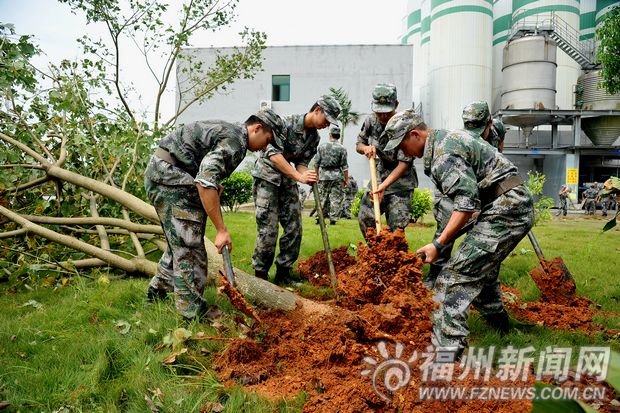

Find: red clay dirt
<box><xmin>529</xmin><ymin>256</ymin><xmax>578</xmax><ymax>305</ymax></box>
<box><xmin>500</xmin><ymin>254</ymin><xmax>618</xmax><ymax>335</ymax></box>
<box><xmin>296</xmin><ymin>245</ymin><xmax>356</xmax><ymax>287</ymax></box>
<box><xmin>214</xmin><ymin>229</ymin><xmax>558</xmax><ymax>412</ymax></box>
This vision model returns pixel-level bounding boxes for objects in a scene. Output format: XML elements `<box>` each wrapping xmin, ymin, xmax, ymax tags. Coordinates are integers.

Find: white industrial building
<box><xmin>402</xmin><ymin>0</ymin><xmax>620</xmax><ymax>199</ymax></box>
<box><xmin>176</xmin><ymin>0</ymin><xmax>620</xmax><ymax>200</ymax></box>
<box><xmin>176</xmin><ymin>44</ymin><xmax>418</xmax><ymax>189</ymax></box>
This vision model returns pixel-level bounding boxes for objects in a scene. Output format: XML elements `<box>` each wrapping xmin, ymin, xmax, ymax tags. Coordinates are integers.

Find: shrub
<box><xmin>220</xmin><ymin>172</ymin><xmax>253</xmax><ymax>212</ymax></box>
<box><xmin>526</xmin><ymin>171</ymin><xmax>554</xmax><ymax>225</ymax></box>
<box><xmin>350</xmin><ymin>189</ymin><xmax>365</xmax><ymax>217</ymax></box>
<box><xmin>410</xmin><ymin>188</ymin><xmax>433</xmax><ymax>223</ymax></box>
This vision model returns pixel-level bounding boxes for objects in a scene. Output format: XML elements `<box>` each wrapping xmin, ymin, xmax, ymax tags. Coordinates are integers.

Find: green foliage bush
<box><xmin>350</xmin><ymin>189</ymin><xmax>365</xmax><ymax>217</ymax></box>
<box><xmin>526</xmin><ymin>171</ymin><xmax>554</xmax><ymax>225</ymax></box>
<box><xmin>410</xmin><ymin>188</ymin><xmax>433</xmax><ymax>223</ymax></box>
<box><xmin>220</xmin><ymin>172</ymin><xmax>253</xmax><ymax>212</ymax></box>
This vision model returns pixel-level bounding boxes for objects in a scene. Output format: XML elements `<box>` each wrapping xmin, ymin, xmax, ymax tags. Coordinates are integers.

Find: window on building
<box><xmin>272</xmin><ymin>75</ymin><xmax>290</xmax><ymax>101</ymax></box>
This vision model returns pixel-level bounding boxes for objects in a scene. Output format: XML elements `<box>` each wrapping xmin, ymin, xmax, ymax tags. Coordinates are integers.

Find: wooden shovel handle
<box><xmin>369</xmin><ymin>157</ymin><xmax>382</xmax><ymax>232</ymax></box>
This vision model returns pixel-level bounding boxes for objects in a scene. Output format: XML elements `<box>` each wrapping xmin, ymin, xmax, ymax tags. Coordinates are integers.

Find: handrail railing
<box><xmin>509</xmin><ymin>10</ymin><xmax>597</xmax><ymax>67</ymax></box>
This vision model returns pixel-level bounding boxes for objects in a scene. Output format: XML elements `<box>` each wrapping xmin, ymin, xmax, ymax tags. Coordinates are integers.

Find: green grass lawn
<box><xmin>1</xmin><ymin>211</ymin><xmax>618</xmax><ymax>412</ymax></box>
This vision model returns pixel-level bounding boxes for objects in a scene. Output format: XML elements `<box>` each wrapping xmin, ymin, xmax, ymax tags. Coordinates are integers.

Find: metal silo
<box><xmin>419</xmin><ymin>0</ymin><xmax>431</xmax><ymax>120</ymax></box>
<box><xmin>403</xmin><ymin>0</ymin><xmax>423</xmax><ymax>108</ymax></box>
<box><xmin>492</xmin><ymin>0</ymin><xmax>512</xmax><ymax>112</ymax></box>
<box><xmin>429</xmin><ymin>0</ymin><xmax>493</xmax><ymax>129</ymax></box>
<box><xmin>512</xmin><ymin>0</ymin><xmax>581</xmax><ymax>110</ymax></box>
<box><xmin>577</xmin><ymin>71</ymin><xmax>620</xmax><ymax>145</ymax></box>
<box><xmin>580</xmin><ymin>0</ymin><xmax>597</xmax><ymax>42</ymax></box>
<box><xmin>501</xmin><ymin>34</ymin><xmax>557</xmax><ymax>132</ymax></box>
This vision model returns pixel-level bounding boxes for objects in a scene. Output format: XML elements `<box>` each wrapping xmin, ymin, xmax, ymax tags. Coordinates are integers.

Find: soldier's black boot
<box><xmin>146</xmin><ymin>286</ymin><xmax>167</xmax><ymax>303</ymax></box>
<box><xmin>254</xmin><ymin>270</ymin><xmax>269</xmax><ymax>280</ymax></box>
<box><xmin>274</xmin><ymin>265</ymin><xmax>300</xmax><ymax>286</ymax></box>
<box><xmin>484</xmin><ymin>310</ymin><xmax>510</xmax><ymax>336</ymax></box>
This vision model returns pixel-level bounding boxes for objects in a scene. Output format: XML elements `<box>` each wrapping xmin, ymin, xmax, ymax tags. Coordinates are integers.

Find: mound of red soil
<box><xmin>296</xmin><ymin>245</ymin><xmax>357</xmax><ymax>287</ymax></box>
<box><xmin>501</xmin><ymin>286</ymin><xmax>613</xmax><ymax>335</ymax></box>
<box><xmin>529</xmin><ymin>257</ymin><xmax>578</xmax><ymax>305</ymax></box>
<box><xmin>214</xmin><ymin>229</ymin><xmax>539</xmax><ymax>412</ymax></box>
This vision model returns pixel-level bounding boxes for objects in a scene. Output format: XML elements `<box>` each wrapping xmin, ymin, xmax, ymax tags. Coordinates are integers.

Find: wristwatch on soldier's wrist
<box><xmin>432</xmin><ymin>238</ymin><xmax>447</xmax><ymax>254</ymax></box>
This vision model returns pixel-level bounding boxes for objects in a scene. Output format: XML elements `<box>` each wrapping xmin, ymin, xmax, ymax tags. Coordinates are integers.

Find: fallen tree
<box><xmin>0</xmin><ymin>3</ymin><xmax>273</xmax><ymax>298</ymax></box>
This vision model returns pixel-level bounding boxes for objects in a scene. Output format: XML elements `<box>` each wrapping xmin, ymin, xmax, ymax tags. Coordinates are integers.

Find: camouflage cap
<box><xmin>492</xmin><ymin>118</ymin><xmax>506</xmax><ymax>139</ymax></box>
<box><xmin>371</xmin><ymin>83</ymin><xmax>398</xmax><ymax>113</ymax></box>
<box><xmin>317</xmin><ymin>95</ymin><xmax>341</xmax><ymax>125</ymax></box>
<box><xmin>329</xmin><ymin>124</ymin><xmax>341</xmax><ymax>136</ymax></box>
<box><xmin>383</xmin><ymin>109</ymin><xmax>425</xmax><ymax>152</ymax></box>
<box><xmin>255</xmin><ymin>108</ymin><xmax>286</xmax><ymax>140</ymax></box>
<box><xmin>462</xmin><ymin>101</ymin><xmax>491</xmax><ymax>136</ymax></box>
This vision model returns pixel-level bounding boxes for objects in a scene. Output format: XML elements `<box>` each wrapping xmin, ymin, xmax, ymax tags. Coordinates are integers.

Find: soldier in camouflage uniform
<box><xmin>596</xmin><ymin>185</ymin><xmax>610</xmax><ymax>217</ymax></box>
<box><xmin>582</xmin><ymin>183</ymin><xmax>598</xmax><ymax>215</ymax></box>
<box><xmin>558</xmin><ymin>185</ymin><xmax>570</xmax><ymax>216</ymax></box>
<box><xmin>144</xmin><ymin>109</ymin><xmax>285</xmax><ymax>320</ymax></box>
<box><xmin>427</xmin><ymin>104</ymin><xmax>505</xmax><ymax>289</ymax></box>
<box><xmin>356</xmin><ymin>83</ymin><xmax>418</xmax><ymax>239</ymax></box>
<box><xmin>251</xmin><ymin>95</ymin><xmax>341</xmax><ymax>284</ymax></box>
<box><xmin>341</xmin><ymin>175</ymin><xmax>359</xmax><ymax>219</ymax></box>
<box><xmin>382</xmin><ymin>108</ymin><xmax>534</xmax><ymax>360</ymax></box>
<box><xmin>312</xmin><ymin>125</ymin><xmax>349</xmax><ymax>225</ymax></box>
<box><xmin>487</xmin><ymin>117</ymin><xmax>506</xmax><ymax>152</ymax></box>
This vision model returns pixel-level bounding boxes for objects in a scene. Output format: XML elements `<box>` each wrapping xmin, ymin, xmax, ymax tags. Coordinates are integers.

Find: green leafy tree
<box><xmin>0</xmin><ymin>0</ymin><xmax>266</xmax><ymax>285</ymax></box>
<box><xmin>220</xmin><ymin>172</ymin><xmax>253</xmax><ymax>212</ymax></box>
<box><xmin>595</xmin><ymin>6</ymin><xmax>620</xmax><ymax>95</ymax></box>
<box><xmin>329</xmin><ymin>86</ymin><xmax>360</xmax><ymax>144</ymax></box>
<box><xmin>410</xmin><ymin>188</ymin><xmax>433</xmax><ymax>223</ymax></box>
<box><xmin>526</xmin><ymin>171</ymin><xmax>554</xmax><ymax>225</ymax></box>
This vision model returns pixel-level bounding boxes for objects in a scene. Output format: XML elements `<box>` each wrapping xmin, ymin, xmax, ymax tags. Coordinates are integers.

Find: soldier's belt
<box><xmin>155</xmin><ymin>147</ymin><xmax>178</xmax><ymax>166</ymax></box>
<box><xmin>480</xmin><ymin>175</ymin><xmax>524</xmax><ymax>203</ymax></box>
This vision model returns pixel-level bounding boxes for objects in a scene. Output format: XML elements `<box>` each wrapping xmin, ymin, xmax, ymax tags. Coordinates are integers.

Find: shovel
<box><xmin>218</xmin><ymin>245</ymin><xmax>261</xmax><ymax>323</ymax></box>
<box><xmin>312</xmin><ymin>184</ymin><xmax>339</xmax><ymax>293</ymax></box>
<box><xmin>527</xmin><ymin>230</ymin><xmax>576</xmax><ymax>305</ymax></box>
<box><xmin>221</xmin><ymin>245</ymin><xmax>236</xmax><ymax>288</ymax></box>
<box><xmin>368</xmin><ymin>157</ymin><xmax>382</xmax><ymax>232</ymax></box>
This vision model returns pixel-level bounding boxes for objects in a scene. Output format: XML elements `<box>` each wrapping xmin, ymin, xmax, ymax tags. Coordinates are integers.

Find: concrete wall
<box><xmin>176</xmin><ymin>44</ymin><xmax>414</xmax><ymax>187</ymax></box>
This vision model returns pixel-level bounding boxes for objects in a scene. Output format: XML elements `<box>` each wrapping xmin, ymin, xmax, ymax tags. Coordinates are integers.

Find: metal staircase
<box><xmin>509</xmin><ymin>11</ymin><xmax>599</xmax><ymax>70</ymax></box>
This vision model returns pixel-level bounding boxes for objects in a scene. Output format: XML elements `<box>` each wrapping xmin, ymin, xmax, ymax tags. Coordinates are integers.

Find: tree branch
<box><xmin>0</xmin><ymin>205</ymin><xmax>157</xmax><ymax>275</ymax></box>
<box><xmin>19</xmin><ymin>214</ymin><xmax>162</xmax><ymax>234</ymax></box>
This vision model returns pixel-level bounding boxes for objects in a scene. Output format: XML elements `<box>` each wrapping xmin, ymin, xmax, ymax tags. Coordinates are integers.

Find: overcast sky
<box><xmin>1</xmin><ymin>0</ymin><xmax>407</xmax><ymax>118</ymax></box>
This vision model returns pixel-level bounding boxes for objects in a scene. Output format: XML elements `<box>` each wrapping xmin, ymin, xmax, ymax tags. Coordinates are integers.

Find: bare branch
<box><xmin>19</xmin><ymin>214</ymin><xmax>162</xmax><ymax>234</ymax></box>
<box><xmin>88</xmin><ymin>194</ymin><xmax>110</xmax><ymax>250</ymax></box>
<box><xmin>0</xmin><ymin>228</ymin><xmax>27</xmax><ymax>239</ymax></box>
<box><xmin>0</xmin><ymin>131</ymin><xmax>50</xmax><ymax>165</ymax></box>
<box><xmin>0</xmin><ymin>205</ymin><xmax>157</xmax><ymax>275</ymax></box>
<box><xmin>1</xmin><ymin>175</ymin><xmax>51</xmax><ymax>195</ymax></box>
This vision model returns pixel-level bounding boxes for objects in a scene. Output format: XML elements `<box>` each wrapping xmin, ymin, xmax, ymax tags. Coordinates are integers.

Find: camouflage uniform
<box><xmin>342</xmin><ymin>176</ymin><xmax>359</xmax><ymax>218</ymax></box>
<box><xmin>427</xmin><ymin>132</ymin><xmax>533</xmax><ymax>353</ymax></box>
<box><xmin>558</xmin><ymin>186</ymin><xmax>569</xmax><ymax>216</ymax></box>
<box><xmin>427</xmin><ymin>103</ymin><xmax>504</xmax><ymax>289</ymax></box>
<box><xmin>427</xmin><ymin>129</ymin><xmax>453</xmax><ymax>289</ymax></box>
<box><xmin>312</xmin><ymin>126</ymin><xmax>348</xmax><ymax>222</ymax></box>
<box><xmin>251</xmin><ymin>96</ymin><xmax>340</xmax><ymax>276</ymax></box>
<box><xmin>144</xmin><ymin>121</ymin><xmax>249</xmax><ymax>319</ymax></box>
<box><xmin>598</xmin><ymin>187</ymin><xmax>610</xmax><ymax>216</ymax></box>
<box><xmin>487</xmin><ymin>118</ymin><xmax>506</xmax><ymax>151</ymax></box>
<box><xmin>583</xmin><ymin>186</ymin><xmax>598</xmax><ymax>215</ymax></box>
<box><xmin>357</xmin><ymin>105</ymin><xmax>418</xmax><ymax>237</ymax></box>
<box><xmin>383</xmin><ymin>109</ymin><xmax>534</xmax><ymax>355</ymax></box>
